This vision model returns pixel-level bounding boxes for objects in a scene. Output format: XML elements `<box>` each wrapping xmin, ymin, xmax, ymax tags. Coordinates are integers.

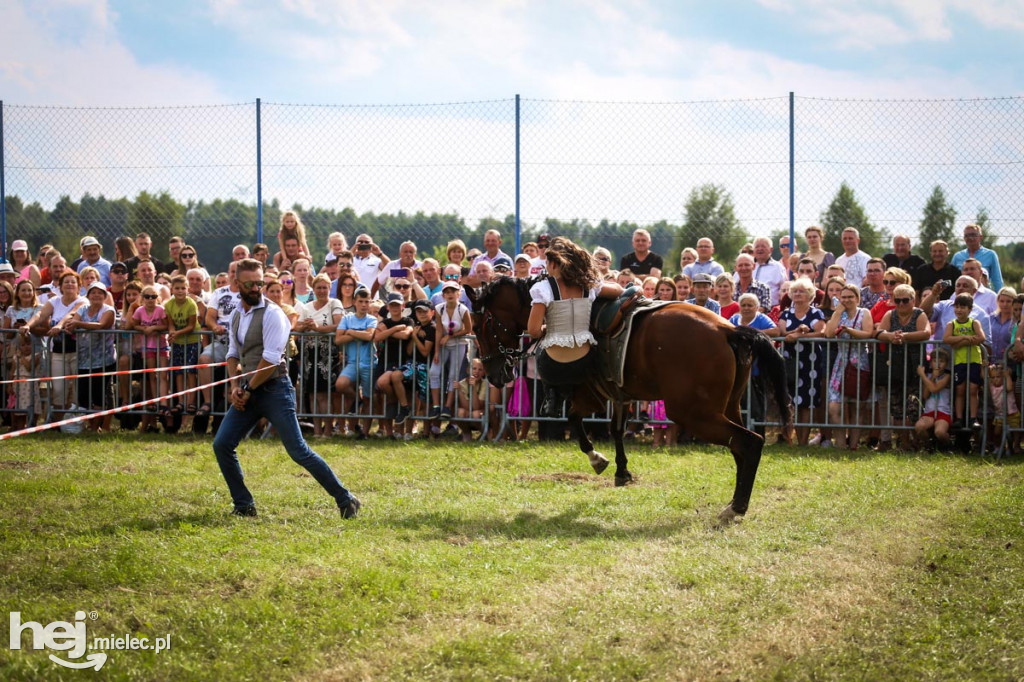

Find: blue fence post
<box><xmin>1</xmin><ymin>100</ymin><xmax>6</xmax><ymax>263</ymax></box>
<box><xmin>256</xmin><ymin>98</ymin><xmax>263</xmax><ymax>245</ymax></box>
<box><xmin>515</xmin><ymin>94</ymin><xmax>521</xmax><ymax>254</ymax></box>
<box><xmin>789</xmin><ymin>91</ymin><xmax>795</xmax><ymax>250</ymax></box>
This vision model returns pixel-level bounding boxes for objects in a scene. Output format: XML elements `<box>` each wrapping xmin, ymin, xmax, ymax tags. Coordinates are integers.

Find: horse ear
<box><xmin>464</xmin><ymin>284</ymin><xmax>479</xmax><ymax>309</ymax></box>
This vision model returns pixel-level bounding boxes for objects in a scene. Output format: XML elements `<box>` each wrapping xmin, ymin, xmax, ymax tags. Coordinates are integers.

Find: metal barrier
<box><xmin>2</xmin><ymin>324</ymin><xmax>1012</xmax><ymax>454</ymax></box>
<box><xmin>995</xmin><ymin>346</ymin><xmax>1023</xmax><ymax>459</ymax></box>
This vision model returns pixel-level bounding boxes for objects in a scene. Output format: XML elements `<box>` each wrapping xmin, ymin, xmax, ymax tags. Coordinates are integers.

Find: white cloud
<box><xmin>755</xmin><ymin>0</ymin><xmax>1024</xmax><ymax>49</ymax></box>
<box><xmin>0</xmin><ymin>0</ymin><xmax>226</xmax><ymax>105</ymax></box>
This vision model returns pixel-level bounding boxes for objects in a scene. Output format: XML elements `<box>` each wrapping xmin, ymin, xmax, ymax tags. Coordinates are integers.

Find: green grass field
<box><xmin>2</xmin><ymin>434</ymin><xmax>1023</xmax><ymax>681</ymax></box>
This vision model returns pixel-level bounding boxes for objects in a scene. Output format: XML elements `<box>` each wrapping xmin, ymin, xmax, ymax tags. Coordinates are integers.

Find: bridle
<box><xmin>477</xmin><ymin>306</ymin><xmax>534</xmax><ymax>381</ymax></box>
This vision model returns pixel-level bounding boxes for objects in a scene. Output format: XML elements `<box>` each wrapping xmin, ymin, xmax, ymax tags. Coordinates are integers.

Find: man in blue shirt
<box><xmin>76</xmin><ymin>236</ymin><xmax>113</xmax><ymax>286</ymax></box>
<box><xmin>687</xmin><ymin>273</ymin><xmax>721</xmax><ymax>314</ymax></box>
<box><xmin>682</xmin><ymin>238</ymin><xmax>725</xmax><ymax>279</ymax></box>
<box><xmin>951</xmin><ymin>223</ymin><xmax>1003</xmax><ymax>291</ymax></box>
<box><xmin>921</xmin><ymin>275</ymin><xmax>993</xmax><ymax>345</ymax></box>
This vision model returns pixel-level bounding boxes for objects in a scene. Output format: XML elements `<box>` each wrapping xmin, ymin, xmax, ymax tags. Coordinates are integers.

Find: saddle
<box><xmin>589</xmin><ymin>288</ymin><xmax>678</xmax><ymax>389</ymax></box>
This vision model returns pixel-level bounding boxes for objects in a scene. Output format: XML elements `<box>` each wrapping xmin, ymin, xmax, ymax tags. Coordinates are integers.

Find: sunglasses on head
<box><xmin>894</xmin><ymin>297</ymin><xmax>912</xmax><ymax>304</ymax></box>
<box><xmin>143</xmin><ymin>294</ymin><xmax>158</xmax><ymax>300</ymax></box>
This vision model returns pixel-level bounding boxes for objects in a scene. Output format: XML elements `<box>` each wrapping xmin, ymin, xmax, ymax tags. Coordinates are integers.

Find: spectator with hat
<box><xmin>9</xmin><ymin>239</ymin><xmax>41</xmax><ymax>288</ymax></box>
<box><xmin>432</xmin><ymin>279</ymin><xmax>473</xmax><ymax>420</ymax></box>
<box><xmin>514</xmin><ymin>253</ymin><xmax>532</xmax><ymax>279</ymax></box>
<box><xmin>0</xmin><ymin>262</ymin><xmax>16</xmax><ymax>289</ymax></box>
<box><xmin>687</xmin><ymin>273</ymin><xmax>721</xmax><ymax>314</ymax></box>
<box><xmin>492</xmin><ymin>255</ymin><xmax>514</xmax><ymax>277</ymax></box>
<box><xmin>75</xmin><ymin>236</ymin><xmax>113</xmax><ymax>286</ymax></box>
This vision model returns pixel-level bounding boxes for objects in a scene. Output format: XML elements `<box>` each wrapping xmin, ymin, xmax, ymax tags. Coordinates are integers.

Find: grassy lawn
<box><xmin>2</xmin><ymin>433</ymin><xmax>1023</xmax><ymax>680</ymax></box>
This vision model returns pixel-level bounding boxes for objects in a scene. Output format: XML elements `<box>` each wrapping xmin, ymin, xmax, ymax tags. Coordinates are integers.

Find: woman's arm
<box><xmin>598</xmin><ymin>282</ymin><xmax>624</xmax><ymax>299</ymax></box>
<box><xmin>527</xmin><ymin>303</ymin><xmax>546</xmax><ymax>339</ymax></box>
<box><xmin>456</xmin><ymin>308</ymin><xmax>473</xmax><ymax>338</ymax></box>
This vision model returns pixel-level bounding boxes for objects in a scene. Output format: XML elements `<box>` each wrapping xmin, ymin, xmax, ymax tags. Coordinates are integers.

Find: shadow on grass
<box><xmin>385</xmin><ymin>502</ymin><xmax>703</xmax><ymax>542</ymax></box>
<box><xmin>90</xmin><ymin>511</ymin><xmax>232</xmax><ymax>536</ymax></box>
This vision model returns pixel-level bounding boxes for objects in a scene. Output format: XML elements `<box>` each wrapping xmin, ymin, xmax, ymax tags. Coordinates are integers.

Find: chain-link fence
<box><xmin>3</xmin><ymin>95</ymin><xmax>1023</xmax><ymax>280</ymax></box>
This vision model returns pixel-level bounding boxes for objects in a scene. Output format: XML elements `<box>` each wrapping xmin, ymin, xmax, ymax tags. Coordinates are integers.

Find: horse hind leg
<box><xmin>610</xmin><ymin>401</ymin><xmax>633</xmax><ymax>486</ymax></box>
<box><xmin>670</xmin><ymin>407</ymin><xmax>764</xmax><ymax>525</ymax></box>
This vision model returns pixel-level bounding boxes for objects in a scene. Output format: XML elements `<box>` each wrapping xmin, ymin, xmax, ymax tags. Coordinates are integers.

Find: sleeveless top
<box><xmin>887</xmin><ymin>308</ymin><xmax>924</xmax><ymax>375</ymax></box>
<box><xmin>530</xmin><ymin>276</ymin><xmax>598</xmax><ymax>351</ymax></box>
<box><xmin>952</xmin><ymin>318</ymin><xmax>980</xmax><ymax>365</ymax></box>
<box><xmin>923</xmin><ymin>371</ymin><xmax>952</xmax><ymax>415</ymax></box>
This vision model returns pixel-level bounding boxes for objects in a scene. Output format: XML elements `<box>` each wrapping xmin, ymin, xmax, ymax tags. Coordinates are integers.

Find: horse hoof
<box><xmin>587</xmin><ymin>450</ymin><xmax>609</xmax><ymax>475</ymax></box>
<box><xmin>614</xmin><ymin>473</ymin><xmax>634</xmax><ymax>487</ymax></box>
<box><xmin>715</xmin><ymin>506</ymin><xmax>743</xmax><ymax>527</ymax></box>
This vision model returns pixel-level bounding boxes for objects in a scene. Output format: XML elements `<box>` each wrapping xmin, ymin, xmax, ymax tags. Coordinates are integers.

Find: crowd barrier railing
<box><xmin>1</xmin><ymin>325</ymin><xmax>1014</xmax><ymax>453</ymax></box>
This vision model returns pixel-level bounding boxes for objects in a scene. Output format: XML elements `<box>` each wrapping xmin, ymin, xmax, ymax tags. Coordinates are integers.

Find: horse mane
<box><xmin>474</xmin><ymin>275</ymin><xmax>543</xmax><ymax>311</ymax></box>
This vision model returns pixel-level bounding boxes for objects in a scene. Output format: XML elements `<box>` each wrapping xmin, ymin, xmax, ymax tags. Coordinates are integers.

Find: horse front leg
<box><xmin>570</xmin><ymin>413</ymin><xmax>609</xmax><ymax>475</ymax></box>
<box><xmin>611</xmin><ymin>401</ymin><xmax>633</xmax><ymax>486</ymax></box>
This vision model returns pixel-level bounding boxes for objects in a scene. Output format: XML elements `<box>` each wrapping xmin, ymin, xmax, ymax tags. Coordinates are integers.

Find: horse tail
<box><xmin>728</xmin><ymin>325</ymin><xmax>793</xmax><ymax>434</ymax></box>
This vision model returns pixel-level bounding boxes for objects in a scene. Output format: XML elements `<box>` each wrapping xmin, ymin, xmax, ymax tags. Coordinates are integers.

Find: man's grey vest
<box><xmin>231</xmin><ymin>304</ymin><xmax>287</xmax><ymax>379</ymax></box>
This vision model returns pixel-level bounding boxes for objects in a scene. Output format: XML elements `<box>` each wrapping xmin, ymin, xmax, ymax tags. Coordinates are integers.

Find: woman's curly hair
<box><xmin>545</xmin><ymin>237</ymin><xmax>599</xmax><ymax>291</ymax></box>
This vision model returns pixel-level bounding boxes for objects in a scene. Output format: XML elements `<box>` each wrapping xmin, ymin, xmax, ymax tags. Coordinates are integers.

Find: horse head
<box><xmin>466</xmin><ymin>276</ymin><xmax>534</xmax><ymax>386</ymax></box>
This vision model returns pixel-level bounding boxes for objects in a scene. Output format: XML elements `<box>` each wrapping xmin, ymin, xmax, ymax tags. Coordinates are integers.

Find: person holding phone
<box><xmin>374</xmin><ymin>241</ymin><xmax>421</xmax><ymax>298</ymax></box>
<box><xmin>352</xmin><ymin>234</ymin><xmax>389</xmax><ymax>290</ymax></box>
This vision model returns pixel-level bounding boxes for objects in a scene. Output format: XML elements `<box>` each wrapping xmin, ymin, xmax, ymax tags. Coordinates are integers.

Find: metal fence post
<box><xmin>1</xmin><ymin>99</ymin><xmax>6</xmax><ymax>262</ymax></box>
<box><xmin>256</xmin><ymin>97</ymin><xmax>263</xmax><ymax>245</ymax></box>
<box><xmin>789</xmin><ymin>91</ymin><xmax>795</xmax><ymax>249</ymax></box>
<box><xmin>515</xmin><ymin>93</ymin><xmax>521</xmax><ymax>254</ymax></box>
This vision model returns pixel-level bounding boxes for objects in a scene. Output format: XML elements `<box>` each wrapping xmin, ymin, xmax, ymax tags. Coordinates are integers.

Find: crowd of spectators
<box><xmin>1</xmin><ymin>217</ymin><xmax>1022</xmax><ymax>453</ymax></box>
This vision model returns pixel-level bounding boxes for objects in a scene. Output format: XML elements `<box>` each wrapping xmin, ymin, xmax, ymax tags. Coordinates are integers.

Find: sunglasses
<box><xmin>111</xmin><ymin>269</ymin><xmax>127</xmax><ymax>274</ymax></box>
<box><xmin>142</xmin><ymin>294</ymin><xmax>159</xmax><ymax>300</ymax></box>
<box><xmin>882</xmin><ymin>279</ymin><xmax>898</xmax><ymax>285</ymax></box>
<box><xmin>240</xmin><ymin>280</ymin><xmax>265</xmax><ymax>291</ymax></box>
<box><xmin>894</xmin><ymin>297</ymin><xmax>912</xmax><ymax>304</ymax></box>
<box><xmin>443</xmin><ymin>274</ymin><xmax>460</xmax><ymax>281</ymax></box>
<box><xmin>339</xmin><ymin>263</ymin><xmax>352</xmax><ymax>268</ymax></box>
<box><xmin>181</xmin><ymin>253</ymin><xmax>195</xmax><ymax>258</ymax></box>
<box><xmin>282</xmin><ymin>279</ymin><xmax>294</xmax><ymax>285</ymax></box>
<box><xmin>395</xmin><ymin>284</ymin><xmax>411</xmax><ymax>290</ymax></box>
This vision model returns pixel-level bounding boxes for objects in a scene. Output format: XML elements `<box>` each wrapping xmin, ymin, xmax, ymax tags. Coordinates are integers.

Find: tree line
<box><xmin>4</xmin><ymin>184</ymin><xmax>1020</xmax><ymax>286</ymax></box>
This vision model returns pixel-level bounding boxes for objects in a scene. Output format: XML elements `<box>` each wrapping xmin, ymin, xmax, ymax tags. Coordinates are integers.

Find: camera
<box><xmin>939</xmin><ymin>279</ymin><xmax>952</xmax><ymax>289</ymax></box>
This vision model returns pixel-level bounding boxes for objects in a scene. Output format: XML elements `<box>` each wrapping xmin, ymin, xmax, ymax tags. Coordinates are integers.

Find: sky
<box><xmin>3</xmin><ymin>0</ymin><xmax>1024</xmax><ymax>105</ymax></box>
<box><xmin>2</xmin><ymin>0</ymin><xmax>1024</xmax><ymax>240</ymax></box>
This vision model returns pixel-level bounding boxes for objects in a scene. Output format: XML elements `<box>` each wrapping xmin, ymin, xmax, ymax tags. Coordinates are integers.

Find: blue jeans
<box><xmin>213</xmin><ymin>375</ymin><xmax>354</xmax><ymax>509</ymax></box>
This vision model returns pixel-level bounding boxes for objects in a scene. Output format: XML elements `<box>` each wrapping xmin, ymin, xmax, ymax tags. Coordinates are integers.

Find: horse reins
<box><xmin>478</xmin><ymin>308</ymin><xmax>536</xmax><ymax>374</ymax></box>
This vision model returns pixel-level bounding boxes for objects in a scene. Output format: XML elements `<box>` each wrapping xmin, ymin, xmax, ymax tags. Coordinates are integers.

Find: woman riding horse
<box><xmin>528</xmin><ymin>237</ymin><xmax>623</xmax><ymax>417</ymax></box>
<box><xmin>470</xmin><ymin>257</ymin><xmax>793</xmax><ymax>524</ymax></box>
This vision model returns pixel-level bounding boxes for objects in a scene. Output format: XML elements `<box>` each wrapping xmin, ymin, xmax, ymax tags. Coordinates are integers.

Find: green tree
<box><xmin>130</xmin><ymin>191</ymin><xmax>185</xmax><ymax>262</ymax></box>
<box><xmin>974</xmin><ymin>207</ymin><xmax>997</xmax><ymax>249</ymax></box>
<box><xmin>674</xmin><ymin>184</ymin><xmax>749</xmax><ymax>272</ymax></box>
<box><xmin>819</xmin><ymin>182</ymin><xmax>885</xmax><ymax>257</ymax></box>
<box><xmin>917</xmin><ymin>185</ymin><xmax>958</xmax><ymax>258</ymax></box>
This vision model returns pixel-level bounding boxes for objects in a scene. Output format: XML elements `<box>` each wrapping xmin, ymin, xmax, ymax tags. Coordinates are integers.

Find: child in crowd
<box><xmin>915</xmin><ymin>348</ymin><xmax>952</xmax><ymax>449</ymax></box>
<box><xmin>276</xmin><ymin>210</ymin><xmax>312</xmax><ymax>267</ymax></box>
<box><xmin>165</xmin><ymin>275</ymin><xmax>201</xmax><ymax>416</ymax></box>
<box><xmin>649</xmin><ymin>399</ymin><xmax>679</xmax><ymax>448</ymax></box>
<box><xmin>943</xmin><ymin>293</ymin><xmax>986</xmax><ymax>429</ymax></box>
<box><xmin>454</xmin><ymin>358</ymin><xmax>493</xmax><ymax>442</ymax></box>
<box><xmin>374</xmin><ymin>293</ymin><xmax>413</xmax><ymax>440</ymax></box>
<box><xmin>401</xmin><ymin>299</ymin><xmax>436</xmax><ymax>439</ymax></box>
<box><xmin>988</xmin><ymin>364</ymin><xmax>1020</xmax><ymax>454</ymax></box>
<box><xmin>7</xmin><ymin>325</ymin><xmax>41</xmax><ymax>431</ymax></box>
<box><xmin>128</xmin><ymin>285</ymin><xmax>169</xmax><ymax>432</ymax></box>
<box><xmin>335</xmin><ymin>288</ymin><xmax>378</xmax><ymax>439</ymax></box>
<box><xmin>433</xmin><ymin>280</ymin><xmax>472</xmax><ymax>421</ymax></box>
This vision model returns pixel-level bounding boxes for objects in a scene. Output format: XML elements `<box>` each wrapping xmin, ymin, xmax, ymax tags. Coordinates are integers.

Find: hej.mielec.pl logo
<box><xmin>9</xmin><ymin>610</ymin><xmax>172</xmax><ymax>671</ymax></box>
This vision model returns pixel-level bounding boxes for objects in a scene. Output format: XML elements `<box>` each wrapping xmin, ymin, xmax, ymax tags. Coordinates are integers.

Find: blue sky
<box><xmin>3</xmin><ymin>0</ymin><xmax>1023</xmax><ymax>105</ymax></box>
<box><xmin>3</xmin><ymin>1</ymin><xmax>1024</xmax><ymax>240</ymax></box>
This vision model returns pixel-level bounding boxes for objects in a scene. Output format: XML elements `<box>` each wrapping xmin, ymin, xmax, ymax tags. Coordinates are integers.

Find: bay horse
<box><xmin>467</xmin><ymin>277</ymin><xmax>792</xmax><ymax>524</ymax></box>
